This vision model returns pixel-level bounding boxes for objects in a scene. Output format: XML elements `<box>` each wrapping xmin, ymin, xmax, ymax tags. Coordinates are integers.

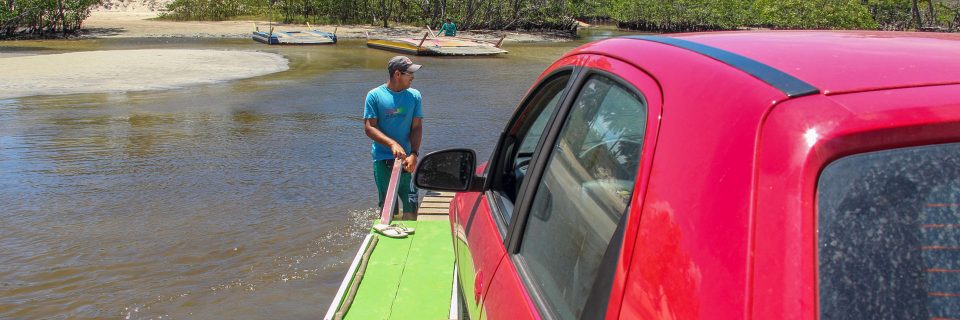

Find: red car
<box><xmin>414</xmin><ymin>31</ymin><xmax>960</xmax><ymax>319</ymax></box>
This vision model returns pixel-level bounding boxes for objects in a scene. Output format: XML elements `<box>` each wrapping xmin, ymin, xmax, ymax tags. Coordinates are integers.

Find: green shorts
<box><xmin>373</xmin><ymin>159</ymin><xmax>419</xmax><ymax>214</ymax></box>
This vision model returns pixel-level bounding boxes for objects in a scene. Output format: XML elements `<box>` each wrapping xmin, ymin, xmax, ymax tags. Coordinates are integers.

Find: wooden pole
<box><xmin>417</xmin><ymin>31</ymin><xmax>430</xmax><ymax>52</ymax></box>
<box><xmin>333</xmin><ymin>236</ymin><xmax>378</xmax><ymax>320</ymax></box>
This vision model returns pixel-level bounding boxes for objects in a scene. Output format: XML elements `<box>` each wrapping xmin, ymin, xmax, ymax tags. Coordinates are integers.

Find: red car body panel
<box><xmin>484</xmin><ymin>256</ymin><xmax>541</xmax><ymax>320</ymax></box>
<box><xmin>450</xmin><ymin>188</ymin><xmax>504</xmax><ymax>320</ymax></box>
<box><xmin>681</xmin><ymin>31</ymin><xmax>960</xmax><ymax>94</ymax></box>
<box><xmin>575</xmin><ymin>37</ymin><xmax>787</xmax><ymax>319</ymax></box>
<box><xmin>752</xmin><ymin>85</ymin><xmax>960</xmax><ymax>319</ymax></box>
<box><xmin>442</xmin><ymin>31</ymin><xmax>960</xmax><ymax>320</ymax></box>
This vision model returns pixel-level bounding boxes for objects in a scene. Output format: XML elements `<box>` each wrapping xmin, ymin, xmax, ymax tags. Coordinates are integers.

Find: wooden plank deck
<box><xmin>419</xmin><ymin>191</ymin><xmax>454</xmax><ymax>215</ymax></box>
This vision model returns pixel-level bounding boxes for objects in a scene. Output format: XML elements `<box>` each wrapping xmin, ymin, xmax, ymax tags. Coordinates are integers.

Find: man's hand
<box><xmin>403</xmin><ymin>154</ymin><xmax>417</xmax><ymax>172</ymax></box>
<box><xmin>390</xmin><ymin>143</ymin><xmax>407</xmax><ymax>159</ymax></box>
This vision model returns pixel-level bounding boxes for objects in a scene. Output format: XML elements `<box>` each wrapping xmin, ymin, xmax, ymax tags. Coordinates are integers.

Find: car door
<box><xmin>452</xmin><ymin>59</ymin><xmax>582</xmax><ymax>319</ymax></box>
<box><xmin>482</xmin><ymin>55</ymin><xmax>663</xmax><ymax>320</ymax></box>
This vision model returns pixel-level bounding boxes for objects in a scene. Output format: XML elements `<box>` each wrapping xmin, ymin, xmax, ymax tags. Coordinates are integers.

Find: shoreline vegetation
<box><xmin>2</xmin><ymin>0</ymin><xmax>960</xmax><ymax>40</ymax></box>
<box><xmin>74</xmin><ymin>11</ymin><xmax>572</xmax><ymax>42</ymax></box>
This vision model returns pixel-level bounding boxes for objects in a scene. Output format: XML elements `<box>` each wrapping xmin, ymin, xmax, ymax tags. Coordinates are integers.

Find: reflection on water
<box><xmin>0</xmin><ymin>27</ymin><xmax>638</xmax><ymax>319</ymax></box>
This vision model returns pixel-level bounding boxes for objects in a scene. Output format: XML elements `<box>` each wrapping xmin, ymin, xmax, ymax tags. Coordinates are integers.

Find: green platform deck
<box><xmin>330</xmin><ymin>219</ymin><xmax>455</xmax><ymax>320</ymax></box>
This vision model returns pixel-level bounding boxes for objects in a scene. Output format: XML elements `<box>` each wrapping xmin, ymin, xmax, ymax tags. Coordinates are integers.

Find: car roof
<box><xmin>579</xmin><ymin>31</ymin><xmax>960</xmax><ymax>96</ymax></box>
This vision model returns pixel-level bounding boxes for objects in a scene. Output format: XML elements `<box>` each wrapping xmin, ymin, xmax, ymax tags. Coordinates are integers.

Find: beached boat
<box><xmin>367</xmin><ymin>31</ymin><xmax>507</xmax><ymax>56</ymax></box>
<box><xmin>252</xmin><ymin>26</ymin><xmax>337</xmax><ymax>45</ymax></box>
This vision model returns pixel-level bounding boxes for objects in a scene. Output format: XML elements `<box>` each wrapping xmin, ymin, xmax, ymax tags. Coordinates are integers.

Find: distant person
<box><xmin>437</xmin><ymin>18</ymin><xmax>457</xmax><ymax>37</ymax></box>
<box><xmin>364</xmin><ymin>56</ymin><xmax>423</xmax><ymax>221</ymax></box>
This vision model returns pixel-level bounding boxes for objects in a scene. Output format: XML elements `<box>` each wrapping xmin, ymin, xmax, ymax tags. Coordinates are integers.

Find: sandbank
<box><xmin>0</xmin><ymin>49</ymin><xmax>288</xmax><ymax>100</ymax></box>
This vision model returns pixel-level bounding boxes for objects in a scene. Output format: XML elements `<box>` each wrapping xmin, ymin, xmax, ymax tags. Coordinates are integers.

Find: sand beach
<box><xmin>0</xmin><ymin>49</ymin><xmax>288</xmax><ymax>100</ymax></box>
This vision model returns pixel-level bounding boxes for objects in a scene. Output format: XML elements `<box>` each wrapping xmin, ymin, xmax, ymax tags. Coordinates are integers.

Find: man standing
<box><xmin>364</xmin><ymin>56</ymin><xmax>423</xmax><ymax>221</ymax></box>
<box><xmin>437</xmin><ymin>18</ymin><xmax>457</xmax><ymax>37</ymax></box>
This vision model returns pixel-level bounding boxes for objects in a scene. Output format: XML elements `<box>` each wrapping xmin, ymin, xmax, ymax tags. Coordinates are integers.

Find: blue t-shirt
<box><xmin>363</xmin><ymin>84</ymin><xmax>423</xmax><ymax>161</ymax></box>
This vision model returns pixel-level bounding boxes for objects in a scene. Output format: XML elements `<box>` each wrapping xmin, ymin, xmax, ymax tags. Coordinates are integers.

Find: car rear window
<box><xmin>818</xmin><ymin>143</ymin><xmax>960</xmax><ymax>319</ymax></box>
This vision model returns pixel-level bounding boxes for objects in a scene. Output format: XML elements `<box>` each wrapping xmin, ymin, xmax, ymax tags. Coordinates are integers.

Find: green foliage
<box><xmin>1</xmin><ymin>0</ymin><xmax>100</xmax><ymax>37</ymax></box>
<box><xmin>155</xmin><ymin>0</ymin><xmax>960</xmax><ymax>33</ymax></box>
<box><xmin>7</xmin><ymin>0</ymin><xmax>960</xmax><ymax>38</ymax></box>
<box><xmin>937</xmin><ymin>0</ymin><xmax>960</xmax><ymax>30</ymax></box>
<box><xmin>863</xmin><ymin>0</ymin><xmax>914</xmax><ymax>29</ymax></box>
<box><xmin>606</xmin><ymin>0</ymin><xmax>748</xmax><ymax>31</ymax></box>
<box><xmin>603</xmin><ymin>0</ymin><xmax>960</xmax><ymax>32</ymax></box>
<box><xmin>751</xmin><ymin>0</ymin><xmax>877</xmax><ymax>29</ymax></box>
<box><xmin>159</xmin><ymin>0</ymin><xmax>257</xmax><ymax>20</ymax></box>
<box><xmin>158</xmin><ymin>0</ymin><xmax>588</xmax><ymax>32</ymax></box>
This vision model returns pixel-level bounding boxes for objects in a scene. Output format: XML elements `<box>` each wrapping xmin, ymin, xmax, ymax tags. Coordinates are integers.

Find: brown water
<box><xmin>0</xmin><ymin>28</ymin><xmax>632</xmax><ymax>319</ymax></box>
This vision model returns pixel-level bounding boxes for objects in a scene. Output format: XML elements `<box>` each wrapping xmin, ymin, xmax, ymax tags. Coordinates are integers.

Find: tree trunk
<box><xmin>953</xmin><ymin>6</ymin><xmax>960</xmax><ymax>31</ymax></box>
<box><xmin>396</xmin><ymin>0</ymin><xmax>408</xmax><ymax>24</ymax></box>
<box><xmin>912</xmin><ymin>0</ymin><xmax>923</xmax><ymax>29</ymax></box>
<box><xmin>379</xmin><ymin>0</ymin><xmax>391</xmax><ymax>27</ymax></box>
<box><xmin>926</xmin><ymin>0</ymin><xmax>936</xmax><ymax>27</ymax></box>
<box><xmin>430</xmin><ymin>0</ymin><xmax>440</xmax><ymax>26</ymax></box>
<box><xmin>58</xmin><ymin>0</ymin><xmax>65</xmax><ymax>34</ymax></box>
<box><xmin>464</xmin><ymin>0</ymin><xmax>476</xmax><ymax>28</ymax></box>
<box><xmin>481</xmin><ymin>0</ymin><xmax>494</xmax><ymax>28</ymax></box>
<box><xmin>512</xmin><ymin>0</ymin><xmax>522</xmax><ymax>20</ymax></box>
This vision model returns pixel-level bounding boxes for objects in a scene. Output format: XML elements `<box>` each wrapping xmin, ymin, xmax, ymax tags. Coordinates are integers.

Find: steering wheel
<box><xmin>511</xmin><ymin>152</ymin><xmax>534</xmax><ymax>195</ymax></box>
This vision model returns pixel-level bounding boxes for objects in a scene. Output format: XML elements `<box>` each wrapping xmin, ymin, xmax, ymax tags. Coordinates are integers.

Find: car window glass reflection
<box><xmin>818</xmin><ymin>142</ymin><xmax>960</xmax><ymax>320</ymax></box>
<box><xmin>495</xmin><ymin>74</ymin><xmax>569</xmax><ymax>223</ymax></box>
<box><xmin>518</xmin><ymin>75</ymin><xmax>646</xmax><ymax>319</ymax></box>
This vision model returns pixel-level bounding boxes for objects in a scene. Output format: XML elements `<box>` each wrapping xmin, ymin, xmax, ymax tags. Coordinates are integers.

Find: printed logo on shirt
<box><xmin>385</xmin><ymin>107</ymin><xmax>406</xmax><ymax>118</ymax></box>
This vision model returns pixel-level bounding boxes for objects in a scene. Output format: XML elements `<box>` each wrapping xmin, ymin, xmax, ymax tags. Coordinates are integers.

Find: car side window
<box><xmin>818</xmin><ymin>143</ymin><xmax>960</xmax><ymax>320</ymax></box>
<box><xmin>492</xmin><ymin>73</ymin><xmax>569</xmax><ymax>224</ymax></box>
<box><xmin>516</xmin><ymin>75</ymin><xmax>646</xmax><ymax>319</ymax></box>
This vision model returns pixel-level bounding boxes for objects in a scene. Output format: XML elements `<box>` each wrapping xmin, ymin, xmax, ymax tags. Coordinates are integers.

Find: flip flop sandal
<box><xmin>373</xmin><ymin>224</ymin><xmax>408</xmax><ymax>238</ymax></box>
<box><xmin>391</xmin><ymin>223</ymin><xmax>415</xmax><ymax>234</ymax></box>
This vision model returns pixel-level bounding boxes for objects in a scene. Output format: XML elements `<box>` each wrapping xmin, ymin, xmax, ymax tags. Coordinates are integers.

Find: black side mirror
<box><xmin>415</xmin><ymin>149</ymin><xmax>479</xmax><ymax>192</ymax></box>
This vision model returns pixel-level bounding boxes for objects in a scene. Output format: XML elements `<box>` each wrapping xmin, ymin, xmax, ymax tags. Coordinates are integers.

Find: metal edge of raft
<box><xmin>323</xmin><ymin>233</ymin><xmax>376</xmax><ymax>320</ymax></box>
<box><xmin>449</xmin><ymin>265</ymin><xmax>461</xmax><ymax>320</ymax></box>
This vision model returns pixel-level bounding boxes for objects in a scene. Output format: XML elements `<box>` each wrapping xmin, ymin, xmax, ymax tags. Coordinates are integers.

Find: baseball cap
<box><xmin>387</xmin><ymin>56</ymin><xmax>422</xmax><ymax>75</ymax></box>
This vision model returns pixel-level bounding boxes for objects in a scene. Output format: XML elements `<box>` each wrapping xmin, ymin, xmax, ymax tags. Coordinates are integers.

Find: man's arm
<box><xmin>365</xmin><ymin>118</ymin><xmax>406</xmax><ymax>158</ymax></box>
<box><xmin>404</xmin><ymin>117</ymin><xmax>422</xmax><ymax>172</ymax></box>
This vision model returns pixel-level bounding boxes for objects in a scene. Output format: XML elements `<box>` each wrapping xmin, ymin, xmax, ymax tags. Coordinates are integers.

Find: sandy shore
<box><xmin>0</xmin><ymin>49</ymin><xmax>288</xmax><ymax>100</ymax></box>
<box><xmin>81</xmin><ymin>11</ymin><xmax>566</xmax><ymax>42</ymax></box>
